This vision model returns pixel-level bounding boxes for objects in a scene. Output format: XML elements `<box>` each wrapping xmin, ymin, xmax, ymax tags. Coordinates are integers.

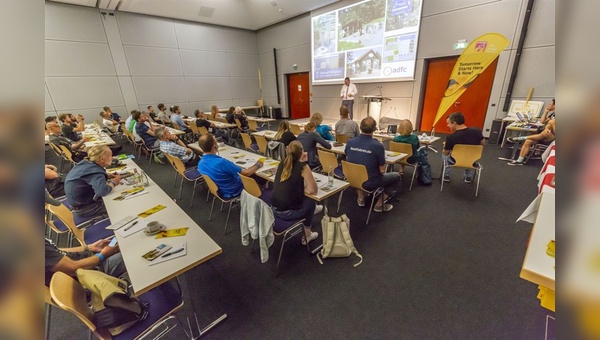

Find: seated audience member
<box><xmin>156</xmin><ymin>127</ymin><xmax>199</xmax><ymax>167</ymax></box>
<box><xmin>59</xmin><ymin>113</ymin><xmax>85</xmax><ymax>141</ymax></box>
<box><xmin>45</xmin><ymin>237</ymin><xmax>125</xmax><ymax>286</ymax></box>
<box><xmin>157</xmin><ymin>103</ymin><xmax>172</xmax><ymax>125</ymax></box>
<box><xmin>125</xmin><ymin>110</ymin><xmax>137</xmax><ymax>133</ymax></box>
<box><xmin>197</xmin><ymin>133</ymin><xmax>264</xmax><ymax>199</ymax></box>
<box><xmin>147</xmin><ymin>105</ymin><xmax>158</xmax><ymax>122</ymax></box>
<box><xmin>442</xmin><ymin>112</ymin><xmax>485</xmax><ymax>182</ymax></box>
<box><xmin>225</xmin><ymin>106</ymin><xmax>236</xmax><ymax>124</ymax></box>
<box><xmin>297</xmin><ymin>122</ymin><xmax>331</xmax><ymax>169</ymax></box>
<box><xmin>334</xmin><ymin>105</ymin><xmax>359</xmax><ymax>138</ymax></box>
<box><xmin>194</xmin><ymin>110</ymin><xmax>230</xmax><ymax>144</ymax></box>
<box><xmin>274</xmin><ymin>120</ymin><xmax>297</xmax><ymax>147</ymax></box>
<box><xmin>45</xmin><ymin>116</ymin><xmax>57</xmax><ymax>124</ymax></box>
<box><xmin>104</xmin><ymin>106</ymin><xmax>123</xmax><ymax>124</ymax></box>
<box><xmin>45</xmin><ymin>164</ymin><xmax>65</xmax><ymax>197</ymax></box>
<box><xmin>99</xmin><ymin>111</ymin><xmax>119</xmax><ymax>134</ymax></box>
<box><xmin>346</xmin><ymin>117</ymin><xmax>400</xmax><ymax>212</ymax></box>
<box><xmin>508</xmin><ymin>118</ymin><xmax>555</xmax><ymax>166</ymax></box>
<box><xmin>65</xmin><ymin>145</ymin><xmax>121</xmax><ymax>219</ymax></box>
<box><xmin>537</xmin><ymin>98</ymin><xmax>555</xmax><ymax>124</ymax></box>
<box><xmin>234</xmin><ymin>106</ymin><xmax>250</xmax><ymax>131</ymax></box>
<box><xmin>46</xmin><ymin>121</ymin><xmax>89</xmax><ymax>162</ymax></box>
<box><xmin>210</xmin><ymin>105</ymin><xmax>222</xmax><ymax>121</ymax></box>
<box><xmin>170</xmin><ymin>105</ymin><xmax>191</xmax><ymax>133</ymax></box>
<box><xmin>135</xmin><ymin>112</ymin><xmax>164</xmax><ymax>163</ymax></box>
<box><xmin>392</xmin><ymin>119</ymin><xmax>430</xmax><ymax>174</ymax></box>
<box><xmin>271</xmin><ymin>141</ymin><xmax>322</xmax><ymax>245</ymax></box>
<box><xmin>311</xmin><ymin>112</ymin><xmax>334</xmax><ymax>141</ymax></box>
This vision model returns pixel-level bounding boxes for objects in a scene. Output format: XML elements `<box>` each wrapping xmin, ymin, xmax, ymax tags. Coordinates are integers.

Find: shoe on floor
<box><xmin>374</xmin><ymin>203</ymin><xmax>393</xmax><ymax>212</ymax></box>
<box><xmin>301</xmin><ymin>231</ymin><xmax>319</xmax><ymax>245</ymax></box>
<box><xmin>314</xmin><ymin>204</ymin><xmax>323</xmax><ymax>215</ymax></box>
<box><xmin>508</xmin><ymin>160</ymin><xmax>523</xmax><ymax>166</ymax></box>
<box><xmin>507</xmin><ymin>137</ymin><xmax>519</xmax><ymax>143</ymax></box>
<box><xmin>153</xmin><ymin>154</ymin><xmax>164</xmax><ymax>164</ymax></box>
<box><xmin>357</xmin><ymin>198</ymin><xmax>365</xmax><ymax>207</ymax></box>
<box><xmin>443</xmin><ymin>175</ymin><xmax>451</xmax><ymax>182</ymax></box>
<box><xmin>464</xmin><ymin>177</ymin><xmax>474</xmax><ymax>184</ymax></box>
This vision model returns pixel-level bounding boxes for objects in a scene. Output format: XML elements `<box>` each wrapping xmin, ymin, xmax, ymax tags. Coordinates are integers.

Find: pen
<box><xmin>162</xmin><ymin>248</ymin><xmax>184</xmax><ymax>257</ymax></box>
<box><xmin>123</xmin><ymin>220</ymin><xmax>138</xmax><ymax>232</ymax></box>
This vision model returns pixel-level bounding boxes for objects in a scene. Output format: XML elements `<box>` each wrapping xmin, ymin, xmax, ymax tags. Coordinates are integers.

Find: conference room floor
<box><xmin>46</xmin><ymin>124</ymin><xmax>552</xmax><ymax>339</ymax></box>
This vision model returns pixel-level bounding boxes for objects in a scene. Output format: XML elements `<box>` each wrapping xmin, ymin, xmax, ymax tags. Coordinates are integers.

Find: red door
<box><xmin>419</xmin><ymin>57</ymin><xmax>498</xmax><ymax>134</ymax></box>
<box><xmin>287</xmin><ymin>72</ymin><xmax>310</xmax><ymax>119</ymax></box>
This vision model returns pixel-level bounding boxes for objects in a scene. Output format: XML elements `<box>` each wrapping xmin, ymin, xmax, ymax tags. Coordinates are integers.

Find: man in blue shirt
<box><xmin>345</xmin><ymin>117</ymin><xmax>400</xmax><ymax>212</ymax></box>
<box><xmin>197</xmin><ymin>133</ymin><xmax>263</xmax><ymax>199</ymax></box>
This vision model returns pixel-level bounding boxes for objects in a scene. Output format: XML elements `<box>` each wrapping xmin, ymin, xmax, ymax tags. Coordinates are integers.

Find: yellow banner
<box><xmin>433</xmin><ymin>33</ymin><xmax>510</xmax><ymax>126</ymax></box>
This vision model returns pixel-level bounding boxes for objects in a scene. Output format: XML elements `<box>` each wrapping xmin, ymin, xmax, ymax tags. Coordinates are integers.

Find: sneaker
<box><xmin>508</xmin><ymin>160</ymin><xmax>523</xmax><ymax>166</ymax></box>
<box><xmin>153</xmin><ymin>154</ymin><xmax>164</xmax><ymax>164</ymax></box>
<box><xmin>357</xmin><ymin>198</ymin><xmax>365</xmax><ymax>207</ymax></box>
<box><xmin>464</xmin><ymin>177</ymin><xmax>474</xmax><ymax>184</ymax></box>
<box><xmin>301</xmin><ymin>232</ymin><xmax>319</xmax><ymax>245</ymax></box>
<box><xmin>443</xmin><ymin>175</ymin><xmax>451</xmax><ymax>182</ymax></box>
<box><xmin>374</xmin><ymin>203</ymin><xmax>393</xmax><ymax>212</ymax></box>
<box><xmin>507</xmin><ymin>137</ymin><xmax>517</xmax><ymax>143</ymax></box>
<box><xmin>314</xmin><ymin>205</ymin><xmax>324</xmax><ymax>215</ymax></box>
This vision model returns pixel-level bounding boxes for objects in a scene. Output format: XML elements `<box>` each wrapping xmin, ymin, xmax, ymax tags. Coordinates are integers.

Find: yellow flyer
<box><xmin>138</xmin><ymin>204</ymin><xmax>167</xmax><ymax>218</ymax></box>
<box><xmin>155</xmin><ymin>227</ymin><xmax>190</xmax><ymax>239</ymax></box>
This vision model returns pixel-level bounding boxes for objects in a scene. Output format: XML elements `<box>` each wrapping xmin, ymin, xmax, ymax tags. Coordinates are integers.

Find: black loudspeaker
<box><xmin>488</xmin><ymin>119</ymin><xmax>503</xmax><ymax>144</ymax></box>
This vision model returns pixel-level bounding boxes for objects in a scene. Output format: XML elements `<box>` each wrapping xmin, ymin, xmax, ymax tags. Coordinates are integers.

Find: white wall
<box><xmin>257</xmin><ymin>0</ymin><xmax>555</xmax><ymax>136</ymax></box>
<box><xmin>45</xmin><ymin>2</ymin><xmax>260</xmax><ymax>122</ymax></box>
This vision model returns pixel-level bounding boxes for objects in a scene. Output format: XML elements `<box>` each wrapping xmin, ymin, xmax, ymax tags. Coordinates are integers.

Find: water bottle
<box><xmin>133</xmin><ymin>169</ymin><xmax>141</xmax><ymax>185</ymax></box>
<box><xmin>328</xmin><ymin>166</ymin><xmax>334</xmax><ymax>187</ymax></box>
<box><xmin>430</xmin><ymin>127</ymin><xmax>435</xmax><ymax>137</ymax></box>
<box><xmin>140</xmin><ymin>170</ymin><xmax>150</xmax><ymax>187</ymax></box>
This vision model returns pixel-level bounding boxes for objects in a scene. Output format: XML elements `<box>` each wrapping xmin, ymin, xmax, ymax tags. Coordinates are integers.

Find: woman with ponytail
<box><xmin>271</xmin><ymin>141</ymin><xmax>323</xmax><ymax>245</ymax></box>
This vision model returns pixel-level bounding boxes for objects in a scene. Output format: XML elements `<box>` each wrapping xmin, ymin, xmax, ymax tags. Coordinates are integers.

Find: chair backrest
<box><xmin>335</xmin><ymin>134</ymin><xmax>350</xmax><ymax>143</ymax></box>
<box><xmin>202</xmin><ymin>174</ymin><xmax>221</xmax><ymax>198</ymax></box>
<box><xmin>239</xmin><ymin>174</ymin><xmax>262</xmax><ymax>198</ymax></box>
<box><xmin>247</xmin><ymin>120</ymin><xmax>258</xmax><ymax>132</ymax></box>
<box><xmin>50</xmin><ymin>272</ymin><xmax>108</xmax><ymax>339</ymax></box>
<box><xmin>451</xmin><ymin>144</ymin><xmax>483</xmax><ymax>168</ymax></box>
<box><xmin>49</xmin><ymin>142</ymin><xmax>63</xmax><ymax>158</ymax></box>
<box><xmin>46</xmin><ymin>202</ymin><xmax>85</xmax><ymax>245</ymax></box>
<box><xmin>172</xmin><ymin>122</ymin><xmax>181</xmax><ymax>130</ymax></box>
<box><xmin>290</xmin><ymin>124</ymin><xmax>302</xmax><ymax>135</ymax></box>
<box><xmin>257</xmin><ymin>99</ymin><xmax>264</xmax><ymax>107</ymax></box>
<box><xmin>341</xmin><ymin>161</ymin><xmax>369</xmax><ymax>191</ymax></box>
<box><xmin>189</xmin><ymin>122</ymin><xmax>199</xmax><ymax>135</ymax></box>
<box><xmin>254</xmin><ymin>135</ymin><xmax>268</xmax><ymax>154</ymax></box>
<box><xmin>389</xmin><ymin>141</ymin><xmax>413</xmax><ymax>165</ymax></box>
<box><xmin>198</xmin><ymin>126</ymin><xmax>209</xmax><ymax>135</ymax></box>
<box><xmin>234</xmin><ymin>118</ymin><xmax>242</xmax><ymax>129</ymax></box>
<box><xmin>240</xmin><ymin>133</ymin><xmax>253</xmax><ymax>150</ymax></box>
<box><xmin>58</xmin><ymin>144</ymin><xmax>75</xmax><ymax>164</ymax></box>
<box><xmin>317</xmin><ymin>149</ymin><xmax>339</xmax><ymax>174</ymax></box>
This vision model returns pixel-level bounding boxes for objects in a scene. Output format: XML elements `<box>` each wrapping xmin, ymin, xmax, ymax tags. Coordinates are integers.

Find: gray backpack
<box><xmin>317</xmin><ymin>214</ymin><xmax>362</xmax><ymax>267</ymax></box>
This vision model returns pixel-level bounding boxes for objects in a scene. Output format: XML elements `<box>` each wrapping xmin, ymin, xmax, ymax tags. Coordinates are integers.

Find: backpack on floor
<box><xmin>317</xmin><ymin>214</ymin><xmax>362</xmax><ymax>267</ymax></box>
<box><xmin>76</xmin><ymin>269</ymin><xmax>148</xmax><ymax>336</ymax></box>
<box><xmin>417</xmin><ymin>148</ymin><xmax>432</xmax><ymax>185</ymax></box>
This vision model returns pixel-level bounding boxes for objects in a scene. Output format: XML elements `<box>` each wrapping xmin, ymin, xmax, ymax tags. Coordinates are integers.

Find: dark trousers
<box><xmin>342</xmin><ymin>99</ymin><xmax>354</xmax><ymax>120</ymax></box>
<box><xmin>273</xmin><ymin>196</ymin><xmax>316</xmax><ymax>228</ymax></box>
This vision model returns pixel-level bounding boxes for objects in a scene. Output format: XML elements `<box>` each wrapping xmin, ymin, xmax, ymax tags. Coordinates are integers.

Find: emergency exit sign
<box><xmin>455</xmin><ymin>39</ymin><xmax>468</xmax><ymax>50</ymax></box>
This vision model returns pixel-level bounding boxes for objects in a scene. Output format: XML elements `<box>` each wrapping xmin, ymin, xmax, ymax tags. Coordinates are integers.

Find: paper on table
<box><xmin>123</xmin><ymin>190</ymin><xmax>149</xmax><ymax>200</ymax></box>
<box><xmin>116</xmin><ymin>218</ymin><xmax>146</xmax><ymax>237</ymax></box>
<box><xmin>149</xmin><ymin>242</ymin><xmax>187</xmax><ymax>266</ymax></box>
<box><xmin>106</xmin><ymin>215</ymin><xmax>138</xmax><ymax>230</ymax></box>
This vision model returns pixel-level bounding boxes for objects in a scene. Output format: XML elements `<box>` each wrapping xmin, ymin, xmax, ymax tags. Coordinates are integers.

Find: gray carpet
<box><xmin>46</xmin><ymin>126</ymin><xmax>554</xmax><ymax>339</ymax></box>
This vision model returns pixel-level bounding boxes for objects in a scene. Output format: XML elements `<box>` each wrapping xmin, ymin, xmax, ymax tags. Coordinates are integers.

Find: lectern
<box><xmin>362</xmin><ymin>95</ymin><xmax>391</xmax><ymax>121</ymax></box>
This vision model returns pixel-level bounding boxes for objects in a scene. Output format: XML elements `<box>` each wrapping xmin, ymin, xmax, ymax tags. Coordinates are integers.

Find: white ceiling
<box><xmin>49</xmin><ymin>0</ymin><xmax>343</xmax><ymax>31</ymax></box>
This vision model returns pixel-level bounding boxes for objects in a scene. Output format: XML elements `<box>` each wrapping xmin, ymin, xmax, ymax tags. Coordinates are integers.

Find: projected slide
<box><xmin>311</xmin><ymin>0</ymin><xmax>423</xmax><ymax>84</ymax></box>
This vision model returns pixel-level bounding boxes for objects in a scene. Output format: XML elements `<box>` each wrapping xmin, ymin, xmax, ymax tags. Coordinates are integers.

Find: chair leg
<box><xmin>440</xmin><ymin>163</ymin><xmax>446</xmax><ymax>192</ymax></box>
<box><xmin>190</xmin><ymin>181</ymin><xmax>197</xmax><ymax>208</ymax></box>
<box><xmin>206</xmin><ymin>188</ymin><xmax>210</xmax><ymax>202</ymax></box>
<box><xmin>275</xmin><ymin>234</ymin><xmax>287</xmax><ymax>277</ymax></box>
<box><xmin>172</xmin><ymin>171</ymin><xmax>179</xmax><ymax>188</ymax></box>
<box><xmin>336</xmin><ymin>189</ymin><xmax>344</xmax><ymax>213</ymax></box>
<box><xmin>475</xmin><ymin>168</ymin><xmax>482</xmax><ymax>197</ymax></box>
<box><xmin>366</xmin><ymin>195</ymin><xmax>377</xmax><ymax>226</ymax></box>
<box><xmin>220</xmin><ymin>201</ymin><xmax>224</xmax><ymax>212</ymax></box>
<box><xmin>409</xmin><ymin>164</ymin><xmax>418</xmax><ymax>191</ymax></box>
<box><xmin>224</xmin><ymin>202</ymin><xmax>233</xmax><ymax>235</ymax></box>
<box><xmin>45</xmin><ymin>303</ymin><xmax>52</xmax><ymax>340</ymax></box>
<box><xmin>178</xmin><ymin>176</ymin><xmax>184</xmax><ymax>199</ymax></box>
<box><xmin>209</xmin><ymin>197</ymin><xmax>215</xmax><ymax>221</ymax></box>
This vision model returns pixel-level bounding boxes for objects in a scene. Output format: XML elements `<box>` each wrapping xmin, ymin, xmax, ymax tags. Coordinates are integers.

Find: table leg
<box><xmin>177</xmin><ymin>274</ymin><xmax>227</xmax><ymax>339</ymax></box>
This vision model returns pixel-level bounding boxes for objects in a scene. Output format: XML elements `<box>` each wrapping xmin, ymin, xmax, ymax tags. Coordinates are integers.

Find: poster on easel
<box><xmin>507</xmin><ymin>100</ymin><xmax>545</xmax><ymax>119</ymax></box>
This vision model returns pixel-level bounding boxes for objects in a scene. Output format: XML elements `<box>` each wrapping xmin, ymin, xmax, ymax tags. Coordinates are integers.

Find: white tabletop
<box><xmin>103</xmin><ymin>159</ymin><xmax>222</xmax><ymax>295</ymax></box>
<box><xmin>82</xmin><ymin>129</ymin><xmax>116</xmax><ymax>148</ymax></box>
<box><xmin>520</xmin><ymin>192</ymin><xmax>555</xmax><ymax>290</ymax></box>
<box><xmin>188</xmin><ymin>144</ymin><xmax>349</xmax><ymax>201</ymax></box>
<box><xmin>372</xmin><ymin>132</ymin><xmax>441</xmax><ymax>145</ymax></box>
<box><xmin>183</xmin><ymin>117</ymin><xmax>237</xmax><ymax>129</ymax></box>
<box><xmin>247</xmin><ymin>117</ymin><xmax>275</xmax><ymax>123</ymax></box>
<box><xmin>318</xmin><ymin>141</ymin><xmax>408</xmax><ymax>165</ymax></box>
<box><xmin>251</xmin><ymin>130</ymin><xmax>278</xmax><ymax>140</ymax></box>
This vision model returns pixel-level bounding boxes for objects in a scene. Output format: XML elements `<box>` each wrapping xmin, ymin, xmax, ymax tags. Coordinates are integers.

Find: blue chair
<box><xmin>46</xmin><ymin>202</ymin><xmax>113</xmax><ymax>247</ymax></box>
<box><xmin>50</xmin><ymin>272</ymin><xmax>184</xmax><ymax>340</ymax></box>
<box><xmin>164</xmin><ymin>154</ymin><xmax>204</xmax><ymax>207</ymax></box>
<box><xmin>46</xmin><ymin>196</ymin><xmax>108</xmax><ymax>247</ymax></box>
<box><xmin>272</xmin><ymin>217</ymin><xmax>306</xmax><ymax>277</ymax></box>
<box><xmin>239</xmin><ymin>174</ymin><xmax>272</xmax><ymax>206</ymax></box>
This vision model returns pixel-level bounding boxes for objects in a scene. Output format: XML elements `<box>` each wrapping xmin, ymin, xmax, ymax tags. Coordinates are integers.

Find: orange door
<box><xmin>287</xmin><ymin>72</ymin><xmax>310</xmax><ymax>119</ymax></box>
<box><xmin>419</xmin><ymin>57</ymin><xmax>498</xmax><ymax>134</ymax></box>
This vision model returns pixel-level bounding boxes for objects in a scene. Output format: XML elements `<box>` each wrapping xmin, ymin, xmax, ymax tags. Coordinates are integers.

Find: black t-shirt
<box><xmin>277</xmin><ymin>131</ymin><xmax>297</xmax><ymax>146</ymax></box>
<box><xmin>225</xmin><ymin>112</ymin><xmax>235</xmax><ymax>124</ymax></box>
<box><xmin>196</xmin><ymin>118</ymin><xmax>212</xmax><ymax>132</ymax></box>
<box><xmin>444</xmin><ymin>127</ymin><xmax>483</xmax><ymax>151</ymax></box>
<box><xmin>235</xmin><ymin>114</ymin><xmax>248</xmax><ymax>128</ymax></box>
<box><xmin>271</xmin><ymin>161</ymin><xmax>304</xmax><ymax>211</ymax></box>
<box><xmin>61</xmin><ymin>124</ymin><xmax>79</xmax><ymax>141</ymax></box>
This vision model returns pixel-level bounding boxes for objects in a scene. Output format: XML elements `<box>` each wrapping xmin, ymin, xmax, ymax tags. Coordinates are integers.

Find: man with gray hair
<box><xmin>157</xmin><ymin>126</ymin><xmax>199</xmax><ymax>167</ymax></box>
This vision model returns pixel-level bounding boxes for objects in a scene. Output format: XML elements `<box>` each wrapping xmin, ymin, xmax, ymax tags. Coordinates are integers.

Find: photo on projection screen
<box><xmin>312</xmin><ymin>0</ymin><xmax>422</xmax><ymax>85</ymax></box>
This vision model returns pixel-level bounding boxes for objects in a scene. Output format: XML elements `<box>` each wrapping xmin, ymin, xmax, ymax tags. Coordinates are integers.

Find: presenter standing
<box><xmin>340</xmin><ymin>77</ymin><xmax>358</xmax><ymax>120</ymax></box>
